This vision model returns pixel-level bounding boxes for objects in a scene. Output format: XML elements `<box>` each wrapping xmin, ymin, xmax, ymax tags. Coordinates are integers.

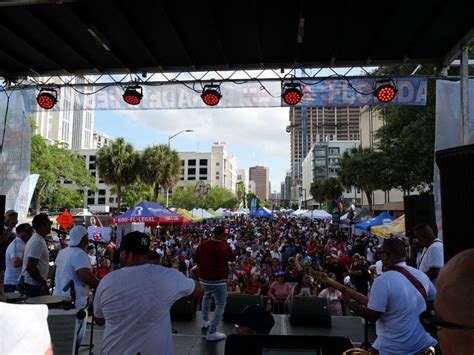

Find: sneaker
<box><xmin>201</xmin><ymin>320</ymin><xmax>211</xmax><ymax>329</ymax></box>
<box><xmin>206</xmin><ymin>331</ymin><xmax>226</xmax><ymax>341</ymax></box>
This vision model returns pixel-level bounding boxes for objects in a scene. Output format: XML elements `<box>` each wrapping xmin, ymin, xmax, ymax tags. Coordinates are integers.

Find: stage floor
<box><xmin>77</xmin><ymin>312</ymin><xmax>376</xmax><ymax>355</ymax></box>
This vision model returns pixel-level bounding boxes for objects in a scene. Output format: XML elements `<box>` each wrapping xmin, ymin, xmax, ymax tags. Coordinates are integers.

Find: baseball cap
<box><xmin>69</xmin><ymin>226</ymin><xmax>88</xmax><ymax>247</ymax></box>
<box><xmin>16</xmin><ymin>223</ymin><xmax>33</xmax><ymax>234</ymax></box>
<box><xmin>120</xmin><ymin>231</ymin><xmax>150</xmax><ymax>254</ymax></box>
<box><xmin>230</xmin><ymin>305</ymin><xmax>275</xmax><ymax>334</ymax></box>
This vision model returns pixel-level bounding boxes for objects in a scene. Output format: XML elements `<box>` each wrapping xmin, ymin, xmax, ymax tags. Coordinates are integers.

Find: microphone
<box><xmin>89</xmin><ymin>239</ymin><xmax>108</xmax><ymax>245</ymax></box>
<box><xmin>52</xmin><ymin>227</ymin><xmax>68</xmax><ymax>235</ymax></box>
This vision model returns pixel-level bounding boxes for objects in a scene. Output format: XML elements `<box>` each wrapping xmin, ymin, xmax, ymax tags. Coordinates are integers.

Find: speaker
<box><xmin>403</xmin><ymin>194</ymin><xmax>436</xmax><ymax>238</ymax></box>
<box><xmin>436</xmin><ymin>144</ymin><xmax>474</xmax><ymax>262</ymax></box>
<box><xmin>170</xmin><ymin>295</ymin><xmax>197</xmax><ymax>321</ymax></box>
<box><xmin>289</xmin><ymin>296</ymin><xmax>331</xmax><ymax>327</ymax></box>
<box><xmin>223</xmin><ymin>294</ymin><xmax>262</xmax><ymax>322</ymax></box>
<box><xmin>0</xmin><ymin>195</ymin><xmax>5</xmax><ymax>229</ymax></box>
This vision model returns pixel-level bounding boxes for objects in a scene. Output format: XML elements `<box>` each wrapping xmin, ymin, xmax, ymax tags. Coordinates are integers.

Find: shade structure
<box><xmin>250</xmin><ymin>207</ymin><xmax>272</xmax><ymax>218</ymax></box>
<box><xmin>371</xmin><ymin>215</ymin><xmax>405</xmax><ymax>238</ymax></box>
<box><xmin>302</xmin><ymin>210</ymin><xmax>332</xmax><ymax>219</ymax></box>
<box><xmin>111</xmin><ymin>201</ymin><xmax>185</xmax><ymax>224</ymax></box>
<box><xmin>206</xmin><ymin>209</ymin><xmax>224</xmax><ymax>219</ymax></box>
<box><xmin>190</xmin><ymin>208</ymin><xmax>215</xmax><ymax>219</ymax></box>
<box><xmin>176</xmin><ymin>209</ymin><xmax>201</xmax><ymax>222</ymax></box>
<box><xmin>353</xmin><ymin>212</ymin><xmax>394</xmax><ymax>234</ymax></box>
<box><xmin>216</xmin><ymin>208</ymin><xmax>232</xmax><ymax>217</ymax></box>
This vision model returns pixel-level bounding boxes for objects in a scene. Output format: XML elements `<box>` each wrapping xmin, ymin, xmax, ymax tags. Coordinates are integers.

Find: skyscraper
<box><xmin>287</xmin><ymin>106</ymin><xmax>361</xmax><ymax>201</ymax></box>
<box><xmin>249</xmin><ymin>166</ymin><xmax>269</xmax><ymax>200</ymax></box>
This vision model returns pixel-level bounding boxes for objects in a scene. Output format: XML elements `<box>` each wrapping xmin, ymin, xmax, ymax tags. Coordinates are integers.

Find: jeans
<box><xmin>75</xmin><ymin>308</ymin><xmax>88</xmax><ymax>350</ymax></box>
<box><xmin>201</xmin><ymin>282</ymin><xmax>227</xmax><ymax>334</ymax></box>
<box><xmin>25</xmin><ymin>283</ymin><xmax>42</xmax><ymax>297</ymax></box>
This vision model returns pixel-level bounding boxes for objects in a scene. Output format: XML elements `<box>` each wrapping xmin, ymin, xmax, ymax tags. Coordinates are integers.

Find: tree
<box><xmin>207</xmin><ymin>187</ymin><xmax>240</xmax><ymax>210</ymax></box>
<box><xmin>42</xmin><ymin>187</ymin><xmax>84</xmax><ymax>211</ymax></box>
<box><xmin>236</xmin><ymin>181</ymin><xmax>246</xmax><ymax>207</ymax></box>
<box><xmin>339</xmin><ymin>147</ymin><xmax>387</xmax><ymax>213</ymax></box>
<box><xmin>31</xmin><ymin>134</ymin><xmax>95</xmax><ymax>213</ymax></box>
<box><xmin>96</xmin><ymin>137</ymin><xmax>139</xmax><ymax>210</ymax></box>
<box><xmin>322</xmin><ymin>177</ymin><xmax>344</xmax><ymax>204</ymax></box>
<box><xmin>170</xmin><ymin>185</ymin><xmax>206</xmax><ymax>210</ymax></box>
<box><xmin>120</xmin><ymin>180</ymin><xmax>154</xmax><ymax>208</ymax></box>
<box><xmin>140</xmin><ymin>144</ymin><xmax>181</xmax><ymax>202</ymax></box>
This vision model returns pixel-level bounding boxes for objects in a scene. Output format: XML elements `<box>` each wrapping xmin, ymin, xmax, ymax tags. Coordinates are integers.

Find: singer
<box><xmin>53</xmin><ymin>226</ymin><xmax>100</xmax><ymax>351</ymax></box>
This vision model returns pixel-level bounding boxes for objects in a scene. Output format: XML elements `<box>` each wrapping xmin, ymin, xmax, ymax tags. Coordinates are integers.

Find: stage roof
<box><xmin>0</xmin><ymin>0</ymin><xmax>473</xmax><ymax>79</ymax></box>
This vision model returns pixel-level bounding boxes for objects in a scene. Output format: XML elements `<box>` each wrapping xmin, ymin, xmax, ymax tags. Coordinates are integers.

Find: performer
<box><xmin>4</xmin><ymin>223</ymin><xmax>33</xmax><ymax>292</ymax></box>
<box><xmin>53</xmin><ymin>226</ymin><xmax>100</xmax><ymax>351</ymax></box>
<box><xmin>93</xmin><ymin>231</ymin><xmax>203</xmax><ymax>355</ymax></box>
<box><xmin>413</xmin><ymin>223</ymin><xmax>444</xmax><ymax>287</ymax></box>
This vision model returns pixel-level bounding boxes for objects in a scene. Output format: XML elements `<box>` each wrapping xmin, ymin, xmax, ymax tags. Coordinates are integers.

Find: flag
<box><xmin>338</xmin><ymin>196</ymin><xmax>345</xmax><ymax>214</ymax></box>
<box><xmin>250</xmin><ymin>198</ymin><xmax>257</xmax><ymax>213</ymax></box>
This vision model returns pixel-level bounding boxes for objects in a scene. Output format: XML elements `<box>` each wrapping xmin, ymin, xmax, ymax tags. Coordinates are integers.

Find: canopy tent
<box><xmin>111</xmin><ymin>201</ymin><xmax>185</xmax><ymax>224</ymax></box>
<box><xmin>353</xmin><ymin>212</ymin><xmax>394</xmax><ymax>235</ymax></box>
<box><xmin>250</xmin><ymin>207</ymin><xmax>272</xmax><ymax>218</ymax></box>
<box><xmin>302</xmin><ymin>210</ymin><xmax>332</xmax><ymax>220</ymax></box>
<box><xmin>371</xmin><ymin>215</ymin><xmax>405</xmax><ymax>238</ymax></box>
<box><xmin>207</xmin><ymin>209</ymin><xmax>224</xmax><ymax>219</ymax></box>
<box><xmin>176</xmin><ymin>209</ymin><xmax>201</xmax><ymax>222</ymax></box>
<box><xmin>190</xmin><ymin>208</ymin><xmax>215</xmax><ymax>219</ymax></box>
<box><xmin>216</xmin><ymin>208</ymin><xmax>232</xmax><ymax>217</ymax></box>
<box><xmin>349</xmin><ymin>208</ymin><xmax>372</xmax><ymax>224</ymax></box>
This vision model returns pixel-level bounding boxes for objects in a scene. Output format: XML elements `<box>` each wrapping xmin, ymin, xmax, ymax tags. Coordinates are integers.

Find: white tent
<box><xmin>216</xmin><ymin>208</ymin><xmax>232</xmax><ymax>217</ymax></box>
<box><xmin>190</xmin><ymin>208</ymin><xmax>215</xmax><ymax>219</ymax></box>
<box><xmin>302</xmin><ymin>209</ymin><xmax>332</xmax><ymax>219</ymax></box>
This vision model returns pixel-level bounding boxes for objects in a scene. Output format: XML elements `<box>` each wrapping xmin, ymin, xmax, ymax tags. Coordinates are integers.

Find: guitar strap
<box><xmin>389</xmin><ymin>265</ymin><xmax>428</xmax><ymax>304</ymax></box>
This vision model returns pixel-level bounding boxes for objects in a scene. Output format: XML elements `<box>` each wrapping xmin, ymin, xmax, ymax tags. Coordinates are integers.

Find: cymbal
<box><xmin>25</xmin><ymin>295</ymin><xmax>68</xmax><ymax>305</ymax></box>
<box><xmin>4</xmin><ymin>292</ymin><xmax>27</xmax><ymax>303</ymax></box>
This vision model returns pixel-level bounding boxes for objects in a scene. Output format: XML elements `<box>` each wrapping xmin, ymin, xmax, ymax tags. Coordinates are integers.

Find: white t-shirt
<box><xmin>375</xmin><ymin>260</ymin><xmax>384</xmax><ymax>276</ymax></box>
<box><xmin>93</xmin><ymin>264</ymin><xmax>195</xmax><ymax>355</ymax></box>
<box><xmin>4</xmin><ymin>237</ymin><xmax>26</xmax><ymax>285</ymax></box>
<box><xmin>270</xmin><ymin>251</ymin><xmax>282</xmax><ymax>261</ymax></box>
<box><xmin>418</xmin><ymin>240</ymin><xmax>444</xmax><ymax>286</ymax></box>
<box><xmin>53</xmin><ymin>247</ymin><xmax>92</xmax><ymax>309</ymax></box>
<box><xmin>22</xmin><ymin>233</ymin><xmax>49</xmax><ymax>286</ymax></box>
<box><xmin>368</xmin><ymin>262</ymin><xmax>437</xmax><ymax>354</ymax></box>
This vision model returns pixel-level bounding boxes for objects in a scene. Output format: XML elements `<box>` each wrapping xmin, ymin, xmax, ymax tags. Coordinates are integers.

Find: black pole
<box><xmin>361</xmin><ymin>318</ymin><xmax>371</xmax><ymax>350</ymax></box>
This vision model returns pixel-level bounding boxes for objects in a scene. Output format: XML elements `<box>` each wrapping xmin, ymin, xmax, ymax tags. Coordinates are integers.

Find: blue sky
<box><xmin>95</xmin><ymin>107</ymin><xmax>290</xmax><ymax>192</ymax></box>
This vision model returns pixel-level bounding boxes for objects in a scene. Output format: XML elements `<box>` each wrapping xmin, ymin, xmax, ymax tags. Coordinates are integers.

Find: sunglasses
<box><xmin>420</xmin><ymin>310</ymin><xmax>474</xmax><ymax>333</ymax></box>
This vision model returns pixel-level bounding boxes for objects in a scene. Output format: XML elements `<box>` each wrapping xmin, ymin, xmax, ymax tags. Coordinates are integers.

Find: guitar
<box><xmin>309</xmin><ymin>270</ymin><xmax>369</xmax><ymax>306</ymax></box>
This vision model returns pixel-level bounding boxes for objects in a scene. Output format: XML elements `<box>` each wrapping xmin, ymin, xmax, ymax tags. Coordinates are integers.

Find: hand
<box><xmin>284</xmin><ymin>298</ymin><xmax>289</xmax><ymax>305</ymax></box>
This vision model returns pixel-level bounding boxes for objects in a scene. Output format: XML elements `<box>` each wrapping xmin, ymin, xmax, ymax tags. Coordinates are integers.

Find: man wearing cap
<box><xmin>93</xmin><ymin>231</ymin><xmax>204</xmax><ymax>355</ymax></box>
<box><xmin>194</xmin><ymin>225</ymin><xmax>236</xmax><ymax>341</ymax></box>
<box><xmin>3</xmin><ymin>223</ymin><xmax>33</xmax><ymax>292</ymax></box>
<box><xmin>53</xmin><ymin>225</ymin><xmax>100</xmax><ymax>351</ymax></box>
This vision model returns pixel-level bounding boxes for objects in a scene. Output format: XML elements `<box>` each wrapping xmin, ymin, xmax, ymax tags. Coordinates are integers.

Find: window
<box><xmin>314</xmin><ymin>150</ymin><xmax>326</xmax><ymax>157</ymax></box>
<box><xmin>89</xmin><ymin>155</ymin><xmax>96</xmax><ymax>162</ymax></box>
<box><xmin>188</xmin><ymin>176</ymin><xmax>195</xmax><ymax>180</ymax></box>
<box><xmin>91</xmin><ymin>172</ymin><xmax>96</xmax><ymax>178</ymax></box>
<box><xmin>216</xmin><ymin>171</ymin><xmax>220</xmax><ymax>175</ymax></box>
<box><xmin>199</xmin><ymin>176</ymin><xmax>207</xmax><ymax>180</ymax></box>
<box><xmin>109</xmin><ymin>197</ymin><xmax>115</xmax><ymax>203</ymax></box>
<box><xmin>63</xmin><ymin>180</ymin><xmax>73</xmax><ymax>184</ymax></box>
<box><xmin>346</xmin><ymin>189</ymin><xmax>351</xmax><ymax>193</ymax></box>
<box><xmin>188</xmin><ymin>168</ymin><xmax>196</xmax><ymax>175</ymax></box>
<box><xmin>216</xmin><ymin>176</ymin><xmax>219</xmax><ymax>180</ymax></box>
<box><xmin>329</xmin><ymin>147</ymin><xmax>340</xmax><ymax>155</ymax></box>
<box><xmin>199</xmin><ymin>168</ymin><xmax>207</xmax><ymax>175</ymax></box>
<box><xmin>89</xmin><ymin>162</ymin><xmax>96</xmax><ymax>170</ymax></box>
<box><xmin>315</xmin><ymin>158</ymin><xmax>326</xmax><ymax>167</ymax></box>
<box><xmin>200</xmin><ymin>159</ymin><xmax>208</xmax><ymax>166</ymax></box>
<box><xmin>180</xmin><ymin>176</ymin><xmax>184</xmax><ymax>180</ymax></box>
<box><xmin>99</xmin><ymin>189</ymin><xmax>106</xmax><ymax>196</ymax></box>
<box><xmin>188</xmin><ymin>159</ymin><xmax>196</xmax><ymax>166</ymax></box>
<box><xmin>87</xmin><ymin>198</ymin><xmax>95</xmax><ymax>205</ymax></box>
<box><xmin>87</xmin><ymin>190</ymin><xmax>94</xmax><ymax>196</ymax></box>
<box><xmin>98</xmin><ymin>178</ymin><xmax>104</xmax><ymax>184</ymax></box>
<box><xmin>98</xmin><ymin>197</ymin><xmax>106</xmax><ymax>205</ymax></box>
<box><xmin>216</xmin><ymin>162</ymin><xmax>220</xmax><ymax>166</ymax></box>
<box><xmin>78</xmin><ymin>190</ymin><xmax>84</xmax><ymax>195</ymax></box>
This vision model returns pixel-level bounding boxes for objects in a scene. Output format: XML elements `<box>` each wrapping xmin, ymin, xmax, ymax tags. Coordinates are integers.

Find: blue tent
<box><xmin>353</xmin><ymin>212</ymin><xmax>394</xmax><ymax>233</ymax></box>
<box><xmin>250</xmin><ymin>207</ymin><xmax>272</xmax><ymax>218</ymax></box>
<box><xmin>112</xmin><ymin>201</ymin><xmax>184</xmax><ymax>224</ymax></box>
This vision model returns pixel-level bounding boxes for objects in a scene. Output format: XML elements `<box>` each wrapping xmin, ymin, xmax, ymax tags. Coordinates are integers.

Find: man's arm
<box><xmin>425</xmin><ymin>267</ymin><xmax>440</xmax><ymax>281</ymax></box>
<box><xmin>26</xmin><ymin>257</ymin><xmax>47</xmax><ymax>286</ymax></box>
<box><xmin>347</xmin><ymin>301</ymin><xmax>383</xmax><ymax>322</ymax></box>
<box><xmin>76</xmin><ymin>268</ymin><xmax>100</xmax><ymax>289</ymax></box>
<box><xmin>191</xmin><ymin>280</ymin><xmax>204</xmax><ymax>298</ymax></box>
<box><xmin>11</xmin><ymin>256</ymin><xmax>22</xmax><ymax>268</ymax></box>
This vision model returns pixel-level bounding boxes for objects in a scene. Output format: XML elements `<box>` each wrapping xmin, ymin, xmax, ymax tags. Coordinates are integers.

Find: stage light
<box><xmin>374</xmin><ymin>79</ymin><xmax>397</xmax><ymax>103</ymax></box>
<box><xmin>201</xmin><ymin>85</ymin><xmax>222</xmax><ymax>106</ymax></box>
<box><xmin>36</xmin><ymin>88</ymin><xmax>58</xmax><ymax>110</ymax></box>
<box><xmin>282</xmin><ymin>83</ymin><xmax>303</xmax><ymax>105</ymax></box>
<box><xmin>123</xmin><ymin>85</ymin><xmax>143</xmax><ymax>105</ymax></box>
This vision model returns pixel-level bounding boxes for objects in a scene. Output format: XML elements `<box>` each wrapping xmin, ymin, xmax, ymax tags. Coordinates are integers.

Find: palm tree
<box><xmin>140</xmin><ymin>144</ymin><xmax>181</xmax><ymax>204</ymax></box>
<box><xmin>96</xmin><ymin>137</ymin><xmax>139</xmax><ymax>211</ymax></box>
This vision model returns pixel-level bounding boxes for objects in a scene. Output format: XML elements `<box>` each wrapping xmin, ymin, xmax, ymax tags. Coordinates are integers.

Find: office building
<box><xmin>93</xmin><ymin>131</ymin><xmax>113</xmax><ymax>149</ymax></box>
<box><xmin>249</xmin><ymin>166</ymin><xmax>269</xmax><ymax>200</ymax></box>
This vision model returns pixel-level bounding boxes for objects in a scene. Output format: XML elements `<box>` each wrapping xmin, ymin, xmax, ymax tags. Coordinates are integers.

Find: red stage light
<box><xmin>36</xmin><ymin>88</ymin><xmax>58</xmax><ymax>110</ymax></box>
<box><xmin>123</xmin><ymin>85</ymin><xmax>143</xmax><ymax>105</ymax></box>
<box><xmin>374</xmin><ymin>80</ymin><xmax>397</xmax><ymax>103</ymax></box>
<box><xmin>282</xmin><ymin>83</ymin><xmax>303</xmax><ymax>105</ymax></box>
<box><xmin>201</xmin><ymin>85</ymin><xmax>222</xmax><ymax>106</ymax></box>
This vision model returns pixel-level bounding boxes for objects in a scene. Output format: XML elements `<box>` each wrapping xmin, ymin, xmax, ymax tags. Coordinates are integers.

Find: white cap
<box><xmin>246</xmin><ymin>247</ymin><xmax>252</xmax><ymax>252</ymax></box>
<box><xmin>69</xmin><ymin>225</ymin><xmax>88</xmax><ymax>247</ymax></box>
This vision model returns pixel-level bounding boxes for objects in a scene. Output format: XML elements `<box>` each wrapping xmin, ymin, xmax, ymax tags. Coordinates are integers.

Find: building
<box><xmin>93</xmin><ymin>131</ymin><xmax>113</xmax><ymax>149</ymax></box>
<box><xmin>301</xmin><ymin>140</ymin><xmax>361</xmax><ymax>208</ymax></box>
<box><xmin>248</xmin><ymin>180</ymin><xmax>256</xmax><ymax>194</ymax></box>
<box><xmin>288</xmin><ymin>106</ymin><xmax>361</xmax><ymax>202</ymax></box>
<box><xmin>34</xmin><ymin>76</ymin><xmax>95</xmax><ymax>151</ymax></box>
<box><xmin>236</xmin><ymin>169</ymin><xmax>249</xmax><ymax>193</ymax></box>
<box><xmin>249</xmin><ymin>166</ymin><xmax>269</xmax><ymax>200</ymax></box>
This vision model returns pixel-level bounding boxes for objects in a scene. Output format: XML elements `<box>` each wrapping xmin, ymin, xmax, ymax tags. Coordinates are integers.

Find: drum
<box><xmin>25</xmin><ymin>295</ymin><xmax>69</xmax><ymax>309</ymax></box>
<box><xmin>4</xmin><ymin>292</ymin><xmax>27</xmax><ymax>304</ymax></box>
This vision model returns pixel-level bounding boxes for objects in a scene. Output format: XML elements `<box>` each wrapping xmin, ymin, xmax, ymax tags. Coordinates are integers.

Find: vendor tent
<box><xmin>111</xmin><ymin>201</ymin><xmax>185</xmax><ymax>224</ymax></box>
<box><xmin>207</xmin><ymin>209</ymin><xmax>224</xmax><ymax>219</ymax></box>
<box><xmin>371</xmin><ymin>215</ymin><xmax>405</xmax><ymax>238</ymax></box>
<box><xmin>251</xmin><ymin>207</ymin><xmax>272</xmax><ymax>218</ymax></box>
<box><xmin>302</xmin><ymin>210</ymin><xmax>332</xmax><ymax>219</ymax></box>
<box><xmin>177</xmin><ymin>209</ymin><xmax>201</xmax><ymax>222</ymax></box>
<box><xmin>190</xmin><ymin>208</ymin><xmax>215</xmax><ymax>219</ymax></box>
<box><xmin>353</xmin><ymin>212</ymin><xmax>394</xmax><ymax>234</ymax></box>
<box><xmin>216</xmin><ymin>208</ymin><xmax>232</xmax><ymax>217</ymax></box>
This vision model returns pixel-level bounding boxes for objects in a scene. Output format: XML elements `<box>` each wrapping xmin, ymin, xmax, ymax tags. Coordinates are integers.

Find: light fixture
<box><xmin>36</xmin><ymin>88</ymin><xmax>58</xmax><ymax>110</ymax></box>
<box><xmin>282</xmin><ymin>83</ymin><xmax>303</xmax><ymax>105</ymax></box>
<box><xmin>201</xmin><ymin>85</ymin><xmax>222</xmax><ymax>106</ymax></box>
<box><xmin>122</xmin><ymin>85</ymin><xmax>143</xmax><ymax>105</ymax></box>
<box><xmin>374</xmin><ymin>79</ymin><xmax>397</xmax><ymax>103</ymax></box>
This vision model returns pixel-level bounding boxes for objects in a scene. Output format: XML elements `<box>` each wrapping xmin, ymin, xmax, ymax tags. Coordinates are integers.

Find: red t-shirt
<box><xmin>194</xmin><ymin>239</ymin><xmax>234</xmax><ymax>282</ymax></box>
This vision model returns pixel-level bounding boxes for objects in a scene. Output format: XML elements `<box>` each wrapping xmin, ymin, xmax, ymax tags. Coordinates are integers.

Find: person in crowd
<box><xmin>193</xmin><ymin>225</ymin><xmax>235</xmax><ymax>341</ymax></box>
<box><xmin>231</xmin><ymin>304</ymin><xmax>275</xmax><ymax>335</ymax></box>
<box><xmin>245</xmin><ymin>274</ymin><xmax>263</xmax><ymax>295</ymax></box>
<box><xmin>93</xmin><ymin>231</ymin><xmax>203</xmax><ymax>354</ymax></box>
<box><xmin>4</xmin><ymin>223</ymin><xmax>33</xmax><ymax>292</ymax></box>
<box><xmin>1</xmin><ymin>210</ymin><xmax>18</xmax><ymax>285</ymax></box>
<box><xmin>342</xmin><ymin>237</ymin><xmax>437</xmax><ymax>354</ymax></box>
<box><xmin>53</xmin><ymin>226</ymin><xmax>100</xmax><ymax>351</ymax></box>
<box><xmin>22</xmin><ymin>214</ymin><xmax>52</xmax><ymax>297</ymax></box>
<box><xmin>267</xmin><ymin>271</ymin><xmax>292</xmax><ymax>314</ymax></box>
<box><xmin>324</xmin><ymin>254</ymin><xmax>348</xmax><ymax>284</ymax></box>
<box><xmin>414</xmin><ymin>223</ymin><xmax>444</xmax><ymax>286</ymax></box>
<box><xmin>295</xmin><ymin>274</ymin><xmax>317</xmax><ymax>296</ymax></box>
<box><xmin>98</xmin><ymin>258</ymin><xmax>113</xmax><ymax>279</ymax></box>
<box><xmin>227</xmin><ymin>273</ymin><xmax>241</xmax><ymax>294</ymax></box>
<box><xmin>350</xmin><ymin>255</ymin><xmax>371</xmax><ymax>295</ymax></box>
<box><xmin>318</xmin><ymin>272</ymin><xmax>343</xmax><ymax>316</ymax></box>
<box><xmin>432</xmin><ymin>248</ymin><xmax>474</xmax><ymax>355</ymax></box>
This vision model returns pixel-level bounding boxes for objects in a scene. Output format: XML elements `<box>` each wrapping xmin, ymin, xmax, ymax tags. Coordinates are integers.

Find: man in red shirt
<box><xmin>194</xmin><ymin>225</ymin><xmax>235</xmax><ymax>341</ymax></box>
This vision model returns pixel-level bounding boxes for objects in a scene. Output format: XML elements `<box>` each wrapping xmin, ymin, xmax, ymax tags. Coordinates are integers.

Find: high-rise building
<box><xmin>288</xmin><ymin>106</ymin><xmax>361</xmax><ymax>201</ymax></box>
<box><xmin>236</xmin><ymin>169</ymin><xmax>249</xmax><ymax>193</ymax></box>
<box><xmin>249</xmin><ymin>166</ymin><xmax>269</xmax><ymax>200</ymax></box>
<box><xmin>93</xmin><ymin>131</ymin><xmax>113</xmax><ymax>149</ymax></box>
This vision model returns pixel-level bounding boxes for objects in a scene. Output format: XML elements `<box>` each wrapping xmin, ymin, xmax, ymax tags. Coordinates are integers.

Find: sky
<box><xmin>95</xmin><ymin>107</ymin><xmax>290</xmax><ymax>192</ymax></box>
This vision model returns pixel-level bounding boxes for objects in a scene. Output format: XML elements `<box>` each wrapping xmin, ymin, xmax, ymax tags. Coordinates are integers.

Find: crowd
<box><xmin>0</xmin><ymin>209</ymin><xmax>472</xmax><ymax>355</ymax></box>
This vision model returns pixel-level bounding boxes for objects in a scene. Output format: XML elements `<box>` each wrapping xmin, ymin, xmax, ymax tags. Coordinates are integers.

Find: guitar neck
<box><xmin>332</xmin><ymin>280</ymin><xmax>368</xmax><ymax>305</ymax></box>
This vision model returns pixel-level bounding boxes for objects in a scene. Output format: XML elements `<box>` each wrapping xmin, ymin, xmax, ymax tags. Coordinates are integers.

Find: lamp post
<box><xmin>166</xmin><ymin>129</ymin><xmax>193</xmax><ymax>207</ymax></box>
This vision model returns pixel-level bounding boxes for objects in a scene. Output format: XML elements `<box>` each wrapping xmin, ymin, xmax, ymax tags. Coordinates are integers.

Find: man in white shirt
<box><xmin>22</xmin><ymin>214</ymin><xmax>51</xmax><ymax>297</ymax></box>
<box><xmin>414</xmin><ymin>223</ymin><xmax>444</xmax><ymax>286</ymax></box>
<box><xmin>93</xmin><ymin>231</ymin><xmax>204</xmax><ymax>355</ymax></box>
<box><xmin>53</xmin><ymin>226</ymin><xmax>100</xmax><ymax>351</ymax></box>
<box><xmin>4</xmin><ymin>223</ymin><xmax>33</xmax><ymax>292</ymax></box>
<box><xmin>342</xmin><ymin>238</ymin><xmax>437</xmax><ymax>354</ymax></box>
